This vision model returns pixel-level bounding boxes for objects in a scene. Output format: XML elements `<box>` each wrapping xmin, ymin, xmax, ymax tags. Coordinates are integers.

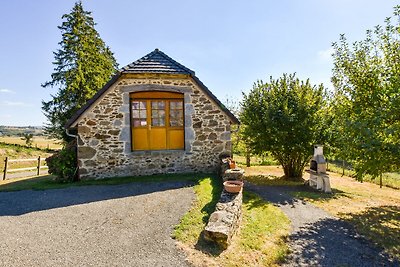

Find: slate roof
<box><xmin>121</xmin><ymin>49</ymin><xmax>195</xmax><ymax>75</ymax></box>
<box><xmin>65</xmin><ymin>49</ymin><xmax>239</xmax><ymax>128</ymax></box>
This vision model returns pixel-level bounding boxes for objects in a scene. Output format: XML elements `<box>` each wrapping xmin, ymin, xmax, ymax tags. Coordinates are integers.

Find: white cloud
<box><xmin>317</xmin><ymin>47</ymin><xmax>334</xmax><ymax>62</ymax></box>
<box><xmin>0</xmin><ymin>89</ymin><xmax>14</xmax><ymax>94</ymax></box>
<box><xmin>1</xmin><ymin>101</ymin><xmax>32</xmax><ymax>107</ymax></box>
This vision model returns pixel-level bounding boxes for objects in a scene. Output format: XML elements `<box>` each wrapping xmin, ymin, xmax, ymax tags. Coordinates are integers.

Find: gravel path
<box><xmin>246</xmin><ymin>182</ymin><xmax>398</xmax><ymax>267</ymax></box>
<box><xmin>0</xmin><ymin>181</ymin><xmax>194</xmax><ymax>267</ymax></box>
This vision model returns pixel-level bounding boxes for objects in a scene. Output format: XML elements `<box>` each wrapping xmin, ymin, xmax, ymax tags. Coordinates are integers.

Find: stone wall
<box><xmin>204</xmin><ymin>189</ymin><xmax>243</xmax><ymax>249</ymax></box>
<box><xmin>76</xmin><ymin>74</ymin><xmax>233</xmax><ymax>179</ymax></box>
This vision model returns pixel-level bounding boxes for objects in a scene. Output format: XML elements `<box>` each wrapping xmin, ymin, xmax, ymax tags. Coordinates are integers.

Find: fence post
<box><xmin>37</xmin><ymin>156</ymin><xmax>41</xmax><ymax>176</ymax></box>
<box><xmin>3</xmin><ymin>157</ymin><xmax>8</xmax><ymax>180</ymax></box>
<box><xmin>342</xmin><ymin>160</ymin><xmax>345</xmax><ymax>176</ymax></box>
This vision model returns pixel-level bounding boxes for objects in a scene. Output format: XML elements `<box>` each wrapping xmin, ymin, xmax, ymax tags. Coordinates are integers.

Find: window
<box><xmin>130</xmin><ymin>91</ymin><xmax>184</xmax><ymax>150</ymax></box>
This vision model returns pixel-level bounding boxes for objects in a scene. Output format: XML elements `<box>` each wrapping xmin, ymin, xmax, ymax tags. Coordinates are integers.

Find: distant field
<box><xmin>0</xmin><ymin>136</ymin><xmax>62</xmax><ymax>150</ymax></box>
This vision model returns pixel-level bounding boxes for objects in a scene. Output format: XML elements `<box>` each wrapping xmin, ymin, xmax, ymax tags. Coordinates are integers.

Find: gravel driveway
<box><xmin>0</xmin><ymin>181</ymin><xmax>194</xmax><ymax>267</ymax></box>
<box><xmin>246</xmin><ymin>183</ymin><xmax>398</xmax><ymax>267</ymax></box>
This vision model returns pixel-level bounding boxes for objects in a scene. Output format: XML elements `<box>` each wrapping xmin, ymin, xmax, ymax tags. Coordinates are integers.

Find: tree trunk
<box><xmin>342</xmin><ymin>160</ymin><xmax>345</xmax><ymax>176</ymax></box>
<box><xmin>380</xmin><ymin>174</ymin><xmax>382</xmax><ymax>188</ymax></box>
<box><xmin>246</xmin><ymin>153</ymin><xmax>251</xmax><ymax>167</ymax></box>
<box><xmin>282</xmin><ymin>164</ymin><xmax>303</xmax><ymax>181</ymax></box>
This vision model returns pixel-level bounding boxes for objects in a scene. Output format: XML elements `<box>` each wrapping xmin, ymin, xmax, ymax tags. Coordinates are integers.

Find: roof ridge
<box><xmin>154</xmin><ymin>49</ymin><xmax>195</xmax><ymax>75</ymax></box>
<box><xmin>121</xmin><ymin>49</ymin><xmax>195</xmax><ymax>75</ymax></box>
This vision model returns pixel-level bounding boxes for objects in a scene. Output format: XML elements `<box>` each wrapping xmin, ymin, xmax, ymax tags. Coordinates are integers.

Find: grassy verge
<box><xmin>173</xmin><ymin>176</ymin><xmax>290</xmax><ymax>267</ymax></box>
<box><xmin>245</xmin><ymin>174</ymin><xmax>304</xmax><ymax>186</ymax></box>
<box><xmin>239</xmin><ymin>165</ymin><xmax>304</xmax><ymax>186</ymax></box>
<box><xmin>0</xmin><ymin>173</ymin><xmax>202</xmax><ymax>192</ymax></box>
<box><xmin>291</xmin><ymin>172</ymin><xmax>400</xmax><ymax>260</ymax></box>
<box><xmin>233</xmin><ymin>154</ymin><xmax>278</xmax><ymax>166</ymax></box>
<box><xmin>328</xmin><ymin>162</ymin><xmax>400</xmax><ymax>189</ymax></box>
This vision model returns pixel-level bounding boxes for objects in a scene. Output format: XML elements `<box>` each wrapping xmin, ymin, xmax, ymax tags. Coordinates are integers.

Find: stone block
<box><xmin>78</xmin><ymin>146</ymin><xmax>96</xmax><ymax>159</ymax></box>
<box><xmin>223</xmin><ymin>168</ymin><xmax>245</xmax><ymax>181</ymax></box>
<box><xmin>204</xmin><ymin>190</ymin><xmax>242</xmax><ymax>249</ymax></box>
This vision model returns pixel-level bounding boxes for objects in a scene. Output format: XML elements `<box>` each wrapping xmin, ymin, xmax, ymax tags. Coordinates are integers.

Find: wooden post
<box><xmin>342</xmin><ymin>160</ymin><xmax>345</xmax><ymax>176</ymax></box>
<box><xmin>37</xmin><ymin>156</ymin><xmax>41</xmax><ymax>176</ymax></box>
<box><xmin>3</xmin><ymin>157</ymin><xmax>8</xmax><ymax>180</ymax></box>
<box><xmin>380</xmin><ymin>173</ymin><xmax>383</xmax><ymax>188</ymax></box>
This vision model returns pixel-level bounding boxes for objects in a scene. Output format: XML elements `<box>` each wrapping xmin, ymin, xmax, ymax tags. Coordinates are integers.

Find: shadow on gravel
<box><xmin>0</xmin><ymin>181</ymin><xmax>194</xmax><ymax>216</ymax></box>
<box><xmin>245</xmin><ymin>182</ymin><xmax>398</xmax><ymax>266</ymax></box>
<box><xmin>286</xmin><ymin>217</ymin><xmax>398</xmax><ymax>267</ymax></box>
<box><xmin>342</xmin><ymin>205</ymin><xmax>400</xmax><ymax>261</ymax></box>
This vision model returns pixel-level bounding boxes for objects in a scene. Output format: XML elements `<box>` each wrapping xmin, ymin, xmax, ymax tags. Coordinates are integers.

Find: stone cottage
<box><xmin>65</xmin><ymin>49</ymin><xmax>239</xmax><ymax>179</ymax></box>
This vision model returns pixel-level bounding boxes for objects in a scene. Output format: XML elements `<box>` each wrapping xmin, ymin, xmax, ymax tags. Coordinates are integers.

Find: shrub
<box><xmin>46</xmin><ymin>140</ymin><xmax>78</xmax><ymax>182</ymax></box>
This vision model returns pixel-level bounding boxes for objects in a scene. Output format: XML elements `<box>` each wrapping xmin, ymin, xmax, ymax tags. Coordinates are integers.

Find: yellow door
<box><xmin>131</xmin><ymin>100</ymin><xmax>149</xmax><ymax>150</ymax></box>
<box><xmin>150</xmin><ymin>100</ymin><xmax>167</xmax><ymax>150</ymax></box>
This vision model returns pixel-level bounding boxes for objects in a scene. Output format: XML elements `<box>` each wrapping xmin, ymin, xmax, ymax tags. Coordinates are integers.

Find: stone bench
<box><xmin>203</xmin><ymin>188</ymin><xmax>242</xmax><ymax>249</ymax></box>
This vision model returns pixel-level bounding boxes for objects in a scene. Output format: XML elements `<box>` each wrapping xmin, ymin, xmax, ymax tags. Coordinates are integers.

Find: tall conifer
<box><xmin>42</xmin><ymin>1</ymin><xmax>118</xmax><ymax>142</ymax></box>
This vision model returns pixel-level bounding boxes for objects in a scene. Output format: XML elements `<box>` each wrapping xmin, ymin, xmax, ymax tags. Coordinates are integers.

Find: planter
<box><xmin>223</xmin><ymin>180</ymin><xmax>244</xmax><ymax>193</ymax></box>
<box><xmin>228</xmin><ymin>159</ymin><xmax>236</xmax><ymax>169</ymax></box>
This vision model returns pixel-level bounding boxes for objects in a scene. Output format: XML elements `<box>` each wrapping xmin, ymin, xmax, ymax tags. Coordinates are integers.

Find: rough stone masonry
<box><xmin>77</xmin><ymin>74</ymin><xmax>233</xmax><ymax>179</ymax></box>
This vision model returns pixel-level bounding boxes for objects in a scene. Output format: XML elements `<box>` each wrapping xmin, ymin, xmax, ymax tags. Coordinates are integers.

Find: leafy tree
<box><xmin>331</xmin><ymin>6</ymin><xmax>400</xmax><ymax>187</ymax></box>
<box><xmin>224</xmin><ymin>97</ymin><xmax>253</xmax><ymax>166</ymax></box>
<box><xmin>241</xmin><ymin>74</ymin><xmax>327</xmax><ymax>180</ymax></box>
<box><xmin>42</xmin><ymin>1</ymin><xmax>118</xmax><ymax>142</ymax></box>
<box><xmin>21</xmin><ymin>133</ymin><xmax>33</xmax><ymax>147</ymax></box>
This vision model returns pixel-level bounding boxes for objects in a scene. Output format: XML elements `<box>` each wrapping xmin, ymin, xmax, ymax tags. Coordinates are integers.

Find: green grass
<box><xmin>0</xmin><ymin>173</ymin><xmax>203</xmax><ymax>192</ymax></box>
<box><xmin>233</xmin><ymin>154</ymin><xmax>278</xmax><ymax>166</ymax></box>
<box><xmin>245</xmin><ymin>174</ymin><xmax>304</xmax><ymax>186</ymax></box>
<box><xmin>173</xmin><ymin>175</ymin><xmax>222</xmax><ymax>245</ymax></box>
<box><xmin>328</xmin><ymin>163</ymin><xmax>400</xmax><ymax>189</ymax></box>
<box><xmin>0</xmin><ymin>142</ymin><xmax>54</xmax><ymax>173</ymax></box>
<box><xmin>235</xmin><ymin>192</ymin><xmax>290</xmax><ymax>265</ymax></box>
<box><xmin>173</xmin><ymin>176</ymin><xmax>291</xmax><ymax>266</ymax></box>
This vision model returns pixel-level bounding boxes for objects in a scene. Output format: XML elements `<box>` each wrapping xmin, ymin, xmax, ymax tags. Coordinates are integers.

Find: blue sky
<box><xmin>0</xmin><ymin>0</ymin><xmax>396</xmax><ymax>126</ymax></box>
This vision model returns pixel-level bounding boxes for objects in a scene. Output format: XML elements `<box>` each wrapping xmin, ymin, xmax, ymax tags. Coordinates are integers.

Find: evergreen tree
<box><xmin>42</xmin><ymin>1</ymin><xmax>118</xmax><ymax>142</ymax></box>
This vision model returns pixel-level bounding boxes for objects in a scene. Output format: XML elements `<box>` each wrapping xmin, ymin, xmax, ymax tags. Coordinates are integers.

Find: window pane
<box><xmin>140</xmin><ymin>119</ymin><xmax>147</xmax><ymax>126</ymax></box>
<box><xmin>152</xmin><ymin>110</ymin><xmax>159</xmax><ymax>118</ymax></box>
<box><xmin>158</xmin><ymin>101</ymin><xmax>165</xmax><ymax>109</ymax></box>
<box><xmin>132</xmin><ymin>110</ymin><xmax>139</xmax><ymax>118</ymax></box>
<box><xmin>139</xmin><ymin>101</ymin><xmax>147</xmax><ymax>109</ymax></box>
<box><xmin>169</xmin><ymin>106</ymin><xmax>183</xmax><ymax>126</ymax></box>
<box><xmin>132</xmin><ymin>101</ymin><xmax>140</xmax><ymax>110</ymax></box>
<box><xmin>159</xmin><ymin>110</ymin><xmax>165</xmax><ymax>126</ymax></box>
<box><xmin>170</xmin><ymin>101</ymin><xmax>183</xmax><ymax>109</ymax></box>
<box><xmin>140</xmin><ymin>110</ymin><xmax>147</xmax><ymax>118</ymax></box>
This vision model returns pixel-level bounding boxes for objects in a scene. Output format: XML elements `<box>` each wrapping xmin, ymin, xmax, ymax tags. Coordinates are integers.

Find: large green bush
<box><xmin>46</xmin><ymin>141</ymin><xmax>77</xmax><ymax>182</ymax></box>
<box><xmin>241</xmin><ymin>73</ymin><xmax>328</xmax><ymax>180</ymax></box>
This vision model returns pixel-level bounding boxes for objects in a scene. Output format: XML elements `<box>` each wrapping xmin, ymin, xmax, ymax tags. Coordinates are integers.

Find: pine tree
<box><xmin>42</xmin><ymin>1</ymin><xmax>118</xmax><ymax>142</ymax></box>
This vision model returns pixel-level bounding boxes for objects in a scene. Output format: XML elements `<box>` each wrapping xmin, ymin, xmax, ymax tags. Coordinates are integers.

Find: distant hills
<box><xmin>0</xmin><ymin>126</ymin><xmax>44</xmax><ymax>136</ymax></box>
